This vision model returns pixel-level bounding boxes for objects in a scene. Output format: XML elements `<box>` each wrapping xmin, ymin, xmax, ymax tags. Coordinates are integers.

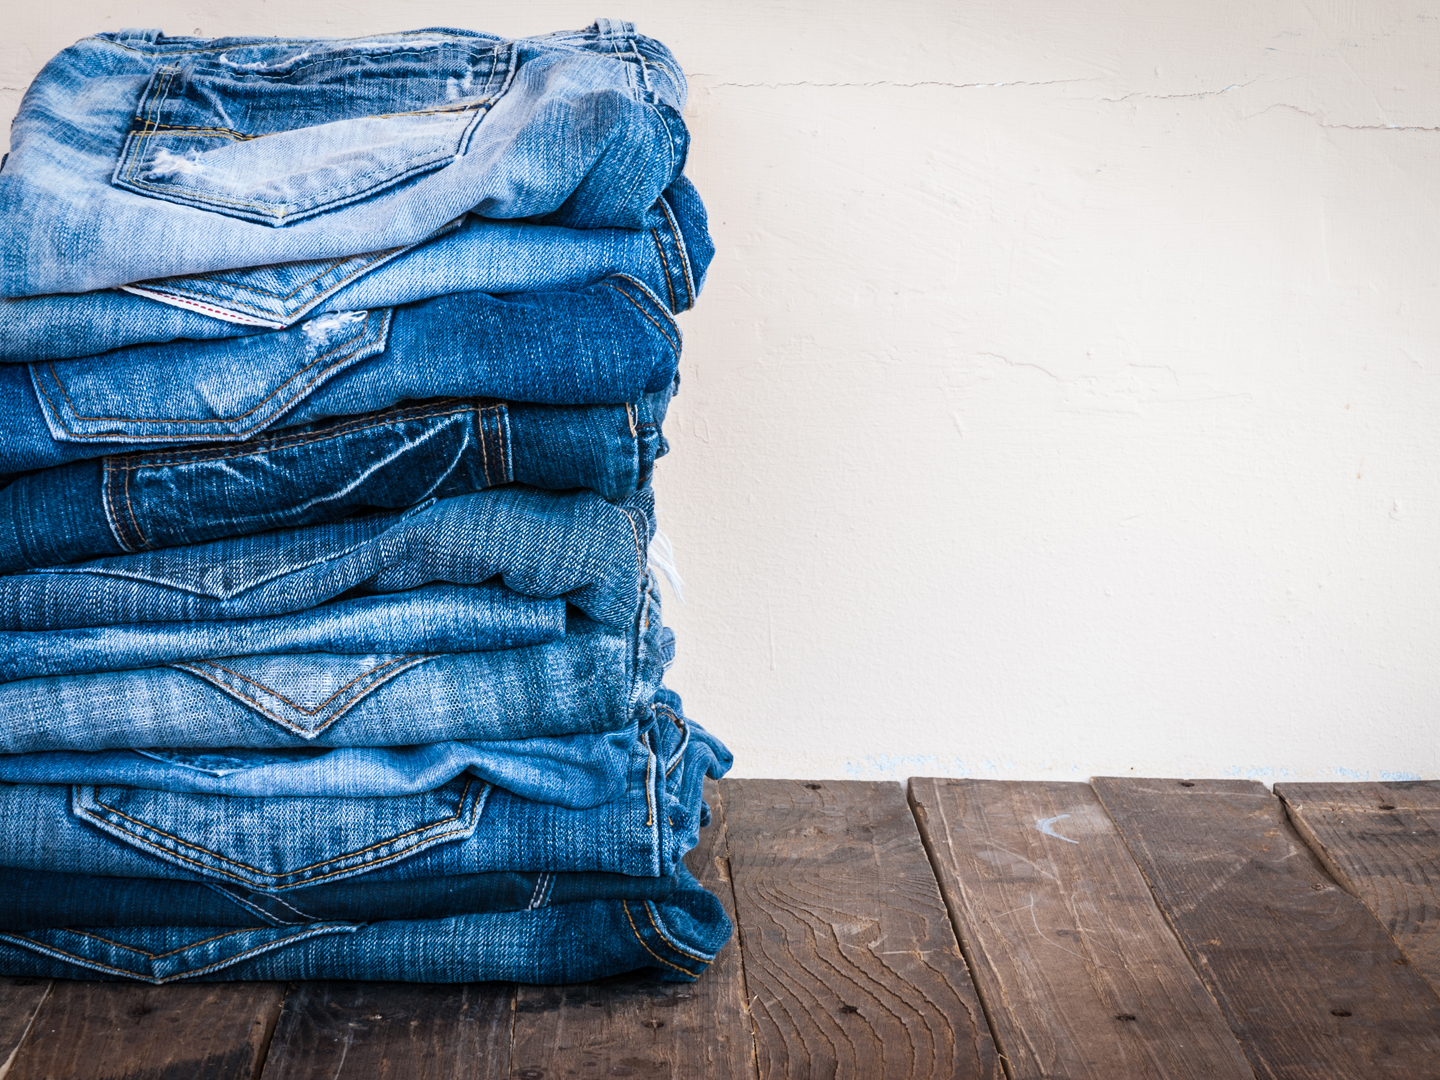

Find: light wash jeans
<box><xmin>1</xmin><ymin>22</ymin><xmax>689</xmax><ymax>295</ymax></box>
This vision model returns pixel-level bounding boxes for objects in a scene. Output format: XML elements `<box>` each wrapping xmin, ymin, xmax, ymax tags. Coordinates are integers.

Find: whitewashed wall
<box><xmin>5</xmin><ymin>2</ymin><xmax>1438</xmax><ymax>783</ymax></box>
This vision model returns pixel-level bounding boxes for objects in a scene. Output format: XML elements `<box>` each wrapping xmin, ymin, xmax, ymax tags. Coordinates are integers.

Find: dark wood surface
<box><xmin>7</xmin><ymin>776</ymin><xmax>1440</xmax><ymax>1079</ymax></box>
<box><xmin>259</xmin><ymin>983</ymin><xmax>512</xmax><ymax>1080</ymax></box>
<box><xmin>720</xmin><ymin>779</ymin><xmax>1001</xmax><ymax>1080</ymax></box>
<box><xmin>3</xmin><ymin>981</ymin><xmax>286</xmax><ymax>1080</ymax></box>
<box><xmin>910</xmin><ymin>778</ymin><xmax>1254</xmax><ymax>1080</ymax></box>
<box><xmin>1094</xmin><ymin>776</ymin><xmax>1440</xmax><ymax>1080</ymax></box>
<box><xmin>1277</xmin><ymin>780</ymin><xmax>1440</xmax><ymax>995</ymax></box>
<box><xmin>0</xmin><ymin>979</ymin><xmax>51</xmax><ymax>1074</ymax></box>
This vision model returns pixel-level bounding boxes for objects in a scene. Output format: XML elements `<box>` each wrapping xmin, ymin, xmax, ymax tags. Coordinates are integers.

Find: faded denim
<box><xmin>0</xmin><ymin>610</ymin><xmax>669</xmax><ymax>752</ymax></box>
<box><xmin>0</xmin><ymin>583</ymin><xmax>569</xmax><ymax>682</ymax></box>
<box><xmin>1</xmin><ymin>22</ymin><xmax>690</xmax><ymax>296</ymax></box>
<box><xmin>0</xmin><ymin>693</ymin><xmax>725</xmax><ymax>884</ymax></box>
<box><xmin>0</xmin><ymin>389</ymin><xmax>671</xmax><ymax>573</ymax></box>
<box><xmin>0</xmin><ymin>177</ymin><xmax>708</xmax><ymax>362</ymax></box>
<box><xmin>1</xmin><ymin>274</ymin><xmax>679</xmax><ymax>476</ymax></box>
<box><xmin>0</xmin><ymin>721</ymin><xmax>657</xmax><ymax>806</ymax></box>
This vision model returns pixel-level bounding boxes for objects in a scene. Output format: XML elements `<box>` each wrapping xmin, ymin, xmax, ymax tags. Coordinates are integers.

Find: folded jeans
<box><xmin>0</xmin><ymin>692</ymin><xmax>727</xmax><ymax>884</ymax></box>
<box><xmin>0</xmin><ymin>177</ymin><xmax>710</xmax><ymax>363</ymax></box>
<box><xmin>0</xmin><ymin>611</ymin><xmax>669</xmax><ymax>752</ymax></box>
<box><xmin>1</xmin><ymin>22</ymin><xmax>690</xmax><ymax>295</ymax></box>
<box><xmin>2</xmin><ymin>274</ymin><xmax>680</xmax><ymax>476</ymax></box>
<box><xmin>0</xmin><ymin>389</ymin><xmax>672</xmax><ymax>573</ymax></box>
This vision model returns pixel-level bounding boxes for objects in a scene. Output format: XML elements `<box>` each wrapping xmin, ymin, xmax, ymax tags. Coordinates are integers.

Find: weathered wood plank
<box><xmin>508</xmin><ymin>777</ymin><xmax>756</xmax><ymax>1080</ymax></box>
<box><xmin>1277</xmin><ymin>781</ymin><xmax>1440</xmax><ymax>994</ymax></box>
<box><xmin>910</xmin><ymin>777</ymin><xmax>1254</xmax><ymax>1080</ymax></box>
<box><xmin>721</xmin><ymin>778</ymin><xmax>1001</xmax><ymax>1080</ymax></box>
<box><xmin>259</xmin><ymin>982</ymin><xmax>512</xmax><ymax>1080</ymax></box>
<box><xmin>0</xmin><ymin>979</ymin><xmax>51</xmax><ymax>1076</ymax></box>
<box><xmin>6</xmin><ymin>981</ymin><xmax>286</xmax><ymax>1080</ymax></box>
<box><xmin>1095</xmin><ymin>777</ymin><xmax>1440</xmax><ymax>1080</ymax></box>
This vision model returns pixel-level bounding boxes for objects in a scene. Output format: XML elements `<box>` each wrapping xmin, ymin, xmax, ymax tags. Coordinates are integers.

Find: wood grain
<box><xmin>1095</xmin><ymin>777</ymin><xmax>1440</xmax><ymax>1080</ymax></box>
<box><xmin>5</xmin><ymin>981</ymin><xmax>286</xmax><ymax>1080</ymax></box>
<box><xmin>259</xmin><ymin>982</ymin><xmax>512</xmax><ymax>1080</ymax></box>
<box><xmin>508</xmin><ymin>777</ymin><xmax>757</xmax><ymax>1080</ymax></box>
<box><xmin>720</xmin><ymin>779</ymin><xmax>1000</xmax><ymax>1080</ymax></box>
<box><xmin>0</xmin><ymin>979</ymin><xmax>51</xmax><ymax>1077</ymax></box>
<box><xmin>910</xmin><ymin>778</ymin><xmax>1254</xmax><ymax>1080</ymax></box>
<box><xmin>1277</xmin><ymin>781</ymin><xmax>1440</xmax><ymax>994</ymax></box>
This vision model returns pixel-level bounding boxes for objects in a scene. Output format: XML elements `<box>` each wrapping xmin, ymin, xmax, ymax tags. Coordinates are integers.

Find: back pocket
<box><xmin>113</xmin><ymin>35</ymin><xmax>515</xmax><ymax>225</ymax></box>
<box><xmin>30</xmin><ymin>308</ymin><xmax>392</xmax><ymax>444</ymax></box>
<box><xmin>72</xmin><ymin>777</ymin><xmax>489</xmax><ymax>889</ymax></box>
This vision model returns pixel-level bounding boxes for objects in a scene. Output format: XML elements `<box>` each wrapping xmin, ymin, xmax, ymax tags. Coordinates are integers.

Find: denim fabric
<box><xmin>0</xmin><ymin>859</ymin><xmax>710</xmax><ymax>928</ymax></box>
<box><xmin>0</xmin><ymin>609</ymin><xmax>669</xmax><ymax>752</ymax></box>
<box><xmin>0</xmin><ymin>177</ymin><xmax>709</xmax><ymax>362</ymax></box>
<box><xmin>0</xmin><ymin>693</ymin><xmax>725</xmax><ymax>884</ymax></box>
<box><xmin>0</xmin><ymin>389</ymin><xmax>671</xmax><ymax>573</ymax></box>
<box><xmin>0</xmin><ymin>583</ymin><xmax>569</xmax><ymax>683</ymax></box>
<box><xmin>0</xmin><ymin>724</ymin><xmax>656</xmax><ymax>806</ymax></box>
<box><xmin>2</xmin><ymin>274</ymin><xmax>679</xmax><ymax>476</ymax></box>
<box><xmin>1</xmin><ymin>22</ymin><xmax>690</xmax><ymax>297</ymax></box>
<box><xmin>0</xmin><ymin>487</ymin><xmax>652</xmax><ymax>633</ymax></box>
<box><xmin>0</xmin><ymin>883</ymin><xmax>729</xmax><ymax>983</ymax></box>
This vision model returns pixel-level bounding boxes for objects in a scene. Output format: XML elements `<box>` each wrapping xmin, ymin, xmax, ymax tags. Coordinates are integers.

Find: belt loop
<box><xmin>114</xmin><ymin>28</ymin><xmax>163</xmax><ymax>44</ymax></box>
<box><xmin>591</xmin><ymin>19</ymin><xmax>636</xmax><ymax>39</ymax></box>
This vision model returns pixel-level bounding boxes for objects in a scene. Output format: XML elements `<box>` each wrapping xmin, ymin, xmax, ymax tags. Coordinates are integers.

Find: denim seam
<box><xmin>100</xmin><ymin>459</ymin><xmax>141</xmax><ymax>554</ymax></box>
<box><xmin>641</xmin><ymin>899</ymin><xmax>716</xmax><ymax>964</ymax></box>
<box><xmin>122</xmin><ymin>293</ymin><xmax>280</xmax><ymax>325</ymax></box>
<box><xmin>208</xmin><ymin>883</ymin><xmax>313</xmax><ymax>926</ymax></box>
<box><xmin>644</xmin><ymin>750</ymin><xmax>656</xmax><ymax>829</ymax></box>
<box><xmin>624</xmin><ymin>402</ymin><xmax>637</xmax><ymax>439</ymax></box>
<box><xmin>526</xmin><ymin>872</ymin><xmax>550</xmax><ymax>910</ymax></box>
<box><xmin>96</xmin><ymin>31</ymin><xmax>504</xmax><ymax>58</ymax></box>
<box><xmin>600</xmin><ymin>277</ymin><xmax>679</xmax><ymax>358</ymax></box>
<box><xmin>0</xmin><ymin>924</ymin><xmax>350</xmax><ymax>983</ymax></box>
<box><xmin>76</xmin><ymin>776</ymin><xmax>483</xmax><ymax>881</ymax></box>
<box><xmin>475</xmin><ymin>405</ymin><xmax>498</xmax><ymax>487</ymax></box>
<box><xmin>162</xmin><ymin>257</ymin><xmax>360</xmax><ymax>302</ymax></box>
<box><xmin>185</xmin><ymin>653</ymin><xmax>431</xmax><ymax>714</ymax></box>
<box><xmin>107</xmin><ymin>400</ymin><xmax>483</xmax><ymax>469</ymax></box>
<box><xmin>65</xmin><ymin>925</ymin><xmax>257</xmax><ymax>960</ymax></box>
<box><xmin>649</xmin><ymin>228</ymin><xmax>677</xmax><ymax>313</ymax></box>
<box><xmin>655</xmin><ymin>704</ymin><xmax>688</xmax><ymax>776</ymax></box>
<box><xmin>656</xmin><ymin>190</ymin><xmax>695</xmax><ymax>310</ymax></box>
<box><xmin>172</xmin><ymin>654</ymin><xmax>434</xmax><ymax>736</ymax></box>
<box><xmin>37</xmin><ymin>309</ymin><xmax>386</xmax><ymax>427</ymax></box>
<box><xmin>620</xmin><ymin>900</ymin><xmax>698</xmax><ymax>978</ymax></box>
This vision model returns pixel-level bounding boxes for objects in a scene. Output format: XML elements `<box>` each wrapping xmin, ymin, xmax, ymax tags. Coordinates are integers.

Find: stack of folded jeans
<box><xmin>0</xmin><ymin>22</ymin><xmax>732</xmax><ymax>985</ymax></box>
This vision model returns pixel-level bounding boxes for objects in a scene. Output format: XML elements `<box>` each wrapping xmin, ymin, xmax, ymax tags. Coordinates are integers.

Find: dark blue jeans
<box><xmin>2</xmin><ymin>274</ymin><xmax>680</xmax><ymax>476</ymax></box>
<box><xmin>0</xmin><ymin>387</ymin><xmax>671</xmax><ymax>573</ymax></box>
<box><xmin>0</xmin><ymin>885</ymin><xmax>730</xmax><ymax>984</ymax></box>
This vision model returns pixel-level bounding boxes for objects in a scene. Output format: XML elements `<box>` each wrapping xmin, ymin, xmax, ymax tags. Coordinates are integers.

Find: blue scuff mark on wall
<box><xmin>1222</xmin><ymin>765</ymin><xmax>1297</xmax><ymax>782</ymax></box>
<box><xmin>1380</xmin><ymin>770</ymin><xmax>1421</xmax><ymax>782</ymax></box>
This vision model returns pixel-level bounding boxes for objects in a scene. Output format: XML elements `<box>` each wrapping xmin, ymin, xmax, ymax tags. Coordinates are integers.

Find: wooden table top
<box><xmin>3</xmin><ymin>776</ymin><xmax>1438</xmax><ymax>1079</ymax></box>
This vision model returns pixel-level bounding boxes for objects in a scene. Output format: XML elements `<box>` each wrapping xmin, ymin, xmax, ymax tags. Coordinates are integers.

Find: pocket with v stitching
<box><xmin>71</xmin><ymin>777</ymin><xmax>490</xmax><ymax>890</ymax></box>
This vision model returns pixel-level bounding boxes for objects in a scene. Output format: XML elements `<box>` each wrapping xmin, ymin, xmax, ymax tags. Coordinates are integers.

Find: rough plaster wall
<box><xmin>4</xmin><ymin>2</ymin><xmax>1437</xmax><ymax>783</ymax></box>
